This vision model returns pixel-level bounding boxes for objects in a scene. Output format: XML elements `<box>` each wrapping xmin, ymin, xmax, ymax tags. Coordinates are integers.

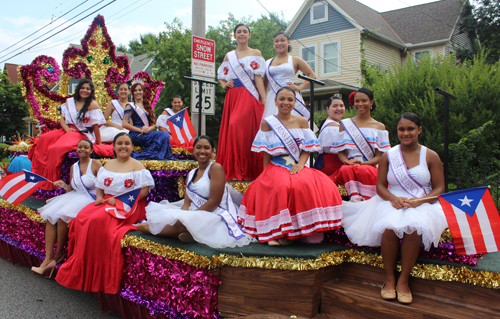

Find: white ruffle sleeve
<box><xmin>95</xmin><ymin>168</ymin><xmax>155</xmax><ymax>196</ymax></box>
<box><xmin>318</xmin><ymin>125</ymin><xmax>340</xmax><ymax>154</ymax></box>
<box><xmin>83</xmin><ymin>109</ymin><xmax>106</xmax><ymax>127</ymax></box>
<box><xmin>251</xmin><ymin>128</ymin><xmax>320</xmax><ymax>156</ymax></box>
<box><xmin>330</xmin><ymin>127</ymin><xmax>390</xmax><ymax>155</ymax></box>
<box><xmin>217</xmin><ymin>55</ymin><xmax>266</xmax><ymax>81</ymax></box>
<box><xmin>156</xmin><ymin>114</ymin><xmax>171</xmax><ymax>132</ymax></box>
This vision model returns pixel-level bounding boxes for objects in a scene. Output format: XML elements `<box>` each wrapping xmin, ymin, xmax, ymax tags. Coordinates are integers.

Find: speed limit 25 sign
<box><xmin>191</xmin><ymin>81</ymin><xmax>216</xmax><ymax>115</ymax></box>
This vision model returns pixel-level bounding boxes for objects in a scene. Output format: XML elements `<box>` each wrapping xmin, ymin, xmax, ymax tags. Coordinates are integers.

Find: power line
<box><xmin>0</xmin><ymin>0</ymin><xmax>117</xmax><ymax>64</ymax></box>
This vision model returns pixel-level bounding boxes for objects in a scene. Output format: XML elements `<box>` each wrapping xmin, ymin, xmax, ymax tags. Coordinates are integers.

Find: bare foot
<box><xmin>267</xmin><ymin>240</ymin><xmax>280</xmax><ymax>246</ymax></box>
<box><xmin>136</xmin><ymin>223</ymin><xmax>151</xmax><ymax>234</ymax></box>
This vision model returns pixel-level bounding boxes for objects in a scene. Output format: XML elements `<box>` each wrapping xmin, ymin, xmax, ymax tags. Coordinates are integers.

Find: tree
<box><xmin>128</xmin><ymin>32</ymin><xmax>159</xmax><ymax>56</ymax></box>
<box><xmin>116</xmin><ymin>44</ymin><xmax>128</xmax><ymax>53</ymax></box>
<box><xmin>0</xmin><ymin>70</ymin><xmax>30</xmax><ymax>141</ymax></box>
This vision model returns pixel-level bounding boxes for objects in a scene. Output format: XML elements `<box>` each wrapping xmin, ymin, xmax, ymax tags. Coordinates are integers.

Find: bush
<box><xmin>0</xmin><ymin>143</ymin><xmax>9</xmax><ymax>160</ymax></box>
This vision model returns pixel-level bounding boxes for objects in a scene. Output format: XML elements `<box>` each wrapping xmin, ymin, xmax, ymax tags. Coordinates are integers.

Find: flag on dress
<box><xmin>167</xmin><ymin>109</ymin><xmax>196</xmax><ymax>146</ymax></box>
<box><xmin>0</xmin><ymin>171</ymin><xmax>49</xmax><ymax>205</ymax></box>
<box><xmin>105</xmin><ymin>188</ymin><xmax>141</xmax><ymax>219</ymax></box>
<box><xmin>438</xmin><ymin>186</ymin><xmax>500</xmax><ymax>255</ymax></box>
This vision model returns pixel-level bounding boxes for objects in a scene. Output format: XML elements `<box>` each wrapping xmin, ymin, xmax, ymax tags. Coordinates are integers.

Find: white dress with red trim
<box><xmin>341</xmin><ymin>146</ymin><xmax>447</xmax><ymax>250</ymax></box>
<box><xmin>238</xmin><ymin>127</ymin><xmax>343</xmax><ymax>243</ymax></box>
<box><xmin>216</xmin><ymin>55</ymin><xmax>266</xmax><ymax>181</ymax></box>
<box><xmin>100</xmin><ymin>100</ymin><xmax>129</xmax><ymax>143</ymax></box>
<box><xmin>331</xmin><ymin>127</ymin><xmax>390</xmax><ymax>200</ymax></box>
<box><xmin>315</xmin><ymin>119</ymin><xmax>343</xmax><ymax>178</ymax></box>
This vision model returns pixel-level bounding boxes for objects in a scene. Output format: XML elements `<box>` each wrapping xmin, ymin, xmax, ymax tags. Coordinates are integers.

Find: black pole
<box><xmin>298</xmin><ymin>74</ymin><xmax>325</xmax><ymax>167</ymax></box>
<box><xmin>183</xmin><ymin>76</ymin><xmax>218</xmax><ymax>137</ymax></box>
<box><xmin>435</xmin><ymin>87</ymin><xmax>457</xmax><ymax>193</ymax></box>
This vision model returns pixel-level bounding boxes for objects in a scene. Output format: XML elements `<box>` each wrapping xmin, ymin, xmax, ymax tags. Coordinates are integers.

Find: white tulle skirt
<box><xmin>145</xmin><ymin>200</ymin><xmax>255</xmax><ymax>248</ymax></box>
<box><xmin>38</xmin><ymin>191</ymin><xmax>95</xmax><ymax>224</ymax></box>
<box><xmin>100</xmin><ymin>126</ymin><xmax>128</xmax><ymax>143</ymax></box>
<box><xmin>342</xmin><ymin>196</ymin><xmax>448</xmax><ymax>251</ymax></box>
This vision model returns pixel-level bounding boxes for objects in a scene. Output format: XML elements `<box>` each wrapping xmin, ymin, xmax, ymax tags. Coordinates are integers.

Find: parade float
<box><xmin>1</xmin><ymin>15</ymin><xmax>500</xmax><ymax>319</ymax></box>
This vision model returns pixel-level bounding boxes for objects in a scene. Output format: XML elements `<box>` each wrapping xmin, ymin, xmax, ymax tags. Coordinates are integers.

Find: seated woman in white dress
<box><xmin>138</xmin><ymin>136</ymin><xmax>253</xmax><ymax>248</ymax></box>
<box><xmin>99</xmin><ymin>83</ymin><xmax>130</xmax><ymax>143</ymax></box>
<box><xmin>33</xmin><ymin>139</ymin><xmax>102</xmax><ymax>277</ymax></box>
<box><xmin>156</xmin><ymin>95</ymin><xmax>184</xmax><ymax>134</ymax></box>
<box><xmin>342</xmin><ymin>113</ymin><xmax>447</xmax><ymax>304</ymax></box>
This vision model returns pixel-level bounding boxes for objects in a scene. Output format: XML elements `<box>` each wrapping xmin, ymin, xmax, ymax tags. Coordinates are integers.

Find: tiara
<box><xmin>131</xmin><ymin>79</ymin><xmax>144</xmax><ymax>85</ymax></box>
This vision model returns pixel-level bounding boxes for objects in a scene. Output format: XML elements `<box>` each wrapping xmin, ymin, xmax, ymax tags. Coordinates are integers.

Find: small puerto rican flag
<box><xmin>0</xmin><ymin>171</ymin><xmax>49</xmax><ymax>205</ymax></box>
<box><xmin>167</xmin><ymin>108</ymin><xmax>196</xmax><ymax>145</ymax></box>
<box><xmin>439</xmin><ymin>186</ymin><xmax>500</xmax><ymax>255</ymax></box>
<box><xmin>105</xmin><ymin>188</ymin><xmax>141</xmax><ymax>219</ymax></box>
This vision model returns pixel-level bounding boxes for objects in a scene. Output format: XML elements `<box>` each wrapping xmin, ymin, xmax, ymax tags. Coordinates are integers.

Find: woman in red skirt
<box><xmin>238</xmin><ymin>87</ymin><xmax>343</xmax><ymax>246</ymax></box>
<box><xmin>332</xmin><ymin>88</ymin><xmax>390</xmax><ymax>201</ymax></box>
<box><xmin>315</xmin><ymin>95</ymin><xmax>346</xmax><ymax>180</ymax></box>
<box><xmin>28</xmin><ymin>79</ymin><xmax>114</xmax><ymax>190</ymax></box>
<box><xmin>55</xmin><ymin>132</ymin><xmax>154</xmax><ymax>294</ymax></box>
<box><xmin>217</xmin><ymin>24</ymin><xmax>267</xmax><ymax>181</ymax></box>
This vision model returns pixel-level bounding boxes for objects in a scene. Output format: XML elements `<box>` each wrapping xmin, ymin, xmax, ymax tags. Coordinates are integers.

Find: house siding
<box><xmin>291</xmin><ymin>0</ymin><xmax>355</xmax><ymax>40</ymax></box>
<box><xmin>364</xmin><ymin>37</ymin><xmax>402</xmax><ymax>72</ymax></box>
<box><xmin>446</xmin><ymin>26</ymin><xmax>473</xmax><ymax>55</ymax></box>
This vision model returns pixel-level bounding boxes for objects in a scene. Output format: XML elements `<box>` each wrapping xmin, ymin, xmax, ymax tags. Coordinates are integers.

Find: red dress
<box><xmin>216</xmin><ymin>55</ymin><xmax>266</xmax><ymax>181</ymax></box>
<box><xmin>238</xmin><ymin>127</ymin><xmax>343</xmax><ymax>242</ymax></box>
<box><xmin>55</xmin><ymin>168</ymin><xmax>154</xmax><ymax>294</ymax></box>
<box><xmin>316</xmin><ymin>120</ymin><xmax>343</xmax><ymax>180</ymax></box>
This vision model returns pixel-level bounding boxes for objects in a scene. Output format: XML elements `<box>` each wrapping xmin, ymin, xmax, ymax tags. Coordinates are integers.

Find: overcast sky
<box><xmin>0</xmin><ymin>0</ymin><xmax>438</xmax><ymax>66</ymax></box>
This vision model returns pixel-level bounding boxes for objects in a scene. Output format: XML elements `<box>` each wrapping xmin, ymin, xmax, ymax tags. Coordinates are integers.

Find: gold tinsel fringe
<box><xmin>8</xmin><ymin>144</ymin><xmax>31</xmax><ymax>153</ymax></box>
<box><xmin>228</xmin><ymin>182</ymin><xmax>252</xmax><ymax>194</ymax></box>
<box><xmin>0</xmin><ymin>199</ymin><xmax>45</xmax><ymax>223</ymax></box>
<box><xmin>96</xmin><ymin>159</ymin><xmax>198</xmax><ymax>171</ymax></box>
<box><xmin>8</xmin><ymin>144</ymin><xmax>191</xmax><ymax>156</ymax></box>
<box><xmin>177</xmin><ymin>177</ymin><xmax>185</xmax><ymax>199</ymax></box>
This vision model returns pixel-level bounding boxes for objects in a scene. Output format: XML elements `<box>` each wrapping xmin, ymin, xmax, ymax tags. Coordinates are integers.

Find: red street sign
<box><xmin>192</xmin><ymin>36</ymin><xmax>215</xmax><ymax>78</ymax></box>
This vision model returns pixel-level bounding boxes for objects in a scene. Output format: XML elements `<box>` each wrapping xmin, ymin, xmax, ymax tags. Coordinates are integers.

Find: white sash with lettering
<box><xmin>341</xmin><ymin>118</ymin><xmax>375</xmax><ymax>161</ymax></box>
<box><xmin>388</xmin><ymin>145</ymin><xmax>427</xmax><ymax>198</ymax></box>
<box><xmin>111</xmin><ymin>100</ymin><xmax>126</xmax><ymax>121</ymax></box>
<box><xmin>266</xmin><ymin>58</ymin><xmax>310</xmax><ymax>120</ymax></box>
<box><xmin>227</xmin><ymin>51</ymin><xmax>260</xmax><ymax>101</ymax></box>
<box><xmin>165</xmin><ymin>108</ymin><xmax>175</xmax><ymax>116</ymax></box>
<box><xmin>186</xmin><ymin>168</ymin><xmax>245</xmax><ymax>240</ymax></box>
<box><xmin>131</xmin><ymin>103</ymin><xmax>150</xmax><ymax>127</ymax></box>
<box><xmin>72</xmin><ymin>160</ymin><xmax>96</xmax><ymax>200</ymax></box>
<box><xmin>66</xmin><ymin>98</ymin><xmax>96</xmax><ymax>142</ymax></box>
<box><xmin>264</xmin><ymin>115</ymin><xmax>301</xmax><ymax>163</ymax></box>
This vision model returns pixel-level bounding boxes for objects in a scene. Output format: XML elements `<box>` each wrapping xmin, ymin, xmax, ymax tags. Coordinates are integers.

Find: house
<box><xmin>4</xmin><ymin>63</ymin><xmax>20</xmax><ymax>84</ymax></box>
<box><xmin>286</xmin><ymin>0</ymin><xmax>473</xmax><ymax>111</ymax></box>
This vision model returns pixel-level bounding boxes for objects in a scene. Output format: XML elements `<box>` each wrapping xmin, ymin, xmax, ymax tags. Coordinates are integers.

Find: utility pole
<box><xmin>191</xmin><ymin>0</ymin><xmax>206</xmax><ymax>136</ymax></box>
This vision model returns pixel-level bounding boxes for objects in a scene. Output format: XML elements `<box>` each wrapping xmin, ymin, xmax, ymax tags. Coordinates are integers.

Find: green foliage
<box><xmin>0</xmin><ymin>71</ymin><xmax>29</xmax><ymax>141</ymax></box>
<box><xmin>0</xmin><ymin>143</ymin><xmax>9</xmax><ymax>160</ymax></box>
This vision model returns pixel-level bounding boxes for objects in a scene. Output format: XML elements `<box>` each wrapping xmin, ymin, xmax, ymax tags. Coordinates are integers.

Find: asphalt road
<box><xmin>0</xmin><ymin>257</ymin><xmax>120</xmax><ymax>319</ymax></box>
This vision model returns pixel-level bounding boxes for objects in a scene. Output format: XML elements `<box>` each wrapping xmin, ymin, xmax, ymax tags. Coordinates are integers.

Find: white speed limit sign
<box><xmin>191</xmin><ymin>81</ymin><xmax>216</xmax><ymax>115</ymax></box>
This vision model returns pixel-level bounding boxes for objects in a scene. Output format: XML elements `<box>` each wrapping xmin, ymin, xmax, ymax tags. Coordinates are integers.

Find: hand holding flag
<box><xmin>104</xmin><ymin>187</ymin><xmax>142</xmax><ymax>219</ymax></box>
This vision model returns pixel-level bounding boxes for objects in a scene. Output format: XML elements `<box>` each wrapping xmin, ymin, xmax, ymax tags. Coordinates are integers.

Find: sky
<box><xmin>0</xmin><ymin>0</ymin><xmax>438</xmax><ymax>67</ymax></box>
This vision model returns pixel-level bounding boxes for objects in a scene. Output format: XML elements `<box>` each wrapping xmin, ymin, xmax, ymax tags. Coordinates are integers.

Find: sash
<box><xmin>165</xmin><ymin>108</ymin><xmax>175</xmax><ymax>116</ymax></box>
<box><xmin>131</xmin><ymin>103</ymin><xmax>150</xmax><ymax>127</ymax></box>
<box><xmin>341</xmin><ymin>119</ymin><xmax>375</xmax><ymax>161</ymax></box>
<box><xmin>263</xmin><ymin>115</ymin><xmax>301</xmax><ymax>163</ymax></box>
<box><xmin>266</xmin><ymin>57</ymin><xmax>310</xmax><ymax>120</ymax></box>
<box><xmin>388</xmin><ymin>145</ymin><xmax>427</xmax><ymax>198</ymax></box>
<box><xmin>227</xmin><ymin>51</ymin><xmax>260</xmax><ymax>101</ymax></box>
<box><xmin>72</xmin><ymin>160</ymin><xmax>96</xmax><ymax>200</ymax></box>
<box><xmin>111</xmin><ymin>100</ymin><xmax>126</xmax><ymax>121</ymax></box>
<box><xmin>66</xmin><ymin>98</ymin><xmax>96</xmax><ymax>142</ymax></box>
<box><xmin>186</xmin><ymin>167</ymin><xmax>245</xmax><ymax>240</ymax></box>
<box><xmin>319</xmin><ymin>119</ymin><xmax>337</xmax><ymax>135</ymax></box>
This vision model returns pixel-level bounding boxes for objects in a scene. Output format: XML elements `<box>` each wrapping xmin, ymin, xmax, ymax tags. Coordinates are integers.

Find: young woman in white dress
<box><xmin>100</xmin><ymin>83</ymin><xmax>130</xmax><ymax>143</ymax></box>
<box><xmin>263</xmin><ymin>31</ymin><xmax>316</xmax><ymax>120</ymax></box>
<box><xmin>157</xmin><ymin>95</ymin><xmax>184</xmax><ymax>134</ymax></box>
<box><xmin>342</xmin><ymin>113</ymin><xmax>447</xmax><ymax>304</ymax></box>
<box><xmin>33</xmin><ymin>139</ymin><xmax>102</xmax><ymax>277</ymax></box>
<box><xmin>138</xmin><ymin>135</ymin><xmax>253</xmax><ymax>248</ymax></box>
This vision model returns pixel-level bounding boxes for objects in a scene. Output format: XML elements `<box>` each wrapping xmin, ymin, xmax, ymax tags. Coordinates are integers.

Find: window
<box><xmin>415</xmin><ymin>50</ymin><xmax>431</xmax><ymax>61</ymax></box>
<box><xmin>322</xmin><ymin>41</ymin><xmax>340</xmax><ymax>75</ymax></box>
<box><xmin>301</xmin><ymin>46</ymin><xmax>316</xmax><ymax>73</ymax></box>
<box><xmin>310</xmin><ymin>3</ymin><xmax>328</xmax><ymax>24</ymax></box>
<box><xmin>68</xmin><ymin>83</ymin><xmax>78</xmax><ymax>94</ymax></box>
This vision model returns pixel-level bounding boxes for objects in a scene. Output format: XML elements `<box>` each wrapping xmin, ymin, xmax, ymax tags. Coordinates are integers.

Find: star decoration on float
<box><xmin>459</xmin><ymin>195</ymin><xmax>473</xmax><ymax>207</ymax></box>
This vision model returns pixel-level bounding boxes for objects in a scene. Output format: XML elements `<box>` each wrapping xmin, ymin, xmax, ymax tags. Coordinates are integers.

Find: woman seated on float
<box><xmin>156</xmin><ymin>95</ymin><xmax>194</xmax><ymax>150</ymax></box>
<box><xmin>342</xmin><ymin>113</ymin><xmax>447</xmax><ymax>304</ymax></box>
<box><xmin>28</xmin><ymin>79</ymin><xmax>113</xmax><ymax>190</ymax></box>
<box><xmin>122</xmin><ymin>81</ymin><xmax>173</xmax><ymax>160</ymax></box>
<box><xmin>56</xmin><ymin>133</ymin><xmax>155</xmax><ymax>294</ymax></box>
<box><xmin>33</xmin><ymin>139</ymin><xmax>102</xmax><ymax>277</ymax></box>
<box><xmin>238</xmin><ymin>87</ymin><xmax>343</xmax><ymax>246</ymax></box>
<box><xmin>99</xmin><ymin>82</ymin><xmax>130</xmax><ymax>143</ymax></box>
<box><xmin>315</xmin><ymin>95</ymin><xmax>346</xmax><ymax>180</ymax></box>
<box><xmin>138</xmin><ymin>135</ymin><xmax>252</xmax><ymax>248</ymax></box>
<box><xmin>332</xmin><ymin>88</ymin><xmax>390</xmax><ymax>201</ymax></box>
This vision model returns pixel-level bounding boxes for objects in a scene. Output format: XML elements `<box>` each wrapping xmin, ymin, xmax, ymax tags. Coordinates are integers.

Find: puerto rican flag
<box><xmin>105</xmin><ymin>188</ymin><xmax>141</xmax><ymax>219</ymax></box>
<box><xmin>439</xmin><ymin>186</ymin><xmax>500</xmax><ymax>255</ymax></box>
<box><xmin>167</xmin><ymin>109</ymin><xmax>196</xmax><ymax>146</ymax></box>
<box><xmin>0</xmin><ymin>171</ymin><xmax>49</xmax><ymax>205</ymax></box>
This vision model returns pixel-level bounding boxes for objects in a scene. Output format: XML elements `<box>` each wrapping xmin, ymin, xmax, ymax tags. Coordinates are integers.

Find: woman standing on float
<box><xmin>122</xmin><ymin>82</ymin><xmax>173</xmax><ymax>160</ymax></box>
<box><xmin>99</xmin><ymin>82</ymin><xmax>130</xmax><ymax>143</ymax></box>
<box><xmin>342</xmin><ymin>113</ymin><xmax>447</xmax><ymax>304</ymax></box>
<box><xmin>263</xmin><ymin>31</ymin><xmax>316</xmax><ymax>120</ymax></box>
<box><xmin>217</xmin><ymin>23</ymin><xmax>267</xmax><ymax>181</ymax></box>
<box><xmin>332</xmin><ymin>88</ymin><xmax>390</xmax><ymax>201</ymax></box>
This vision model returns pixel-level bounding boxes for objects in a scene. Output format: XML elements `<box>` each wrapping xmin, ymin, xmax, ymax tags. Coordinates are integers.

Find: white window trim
<box><xmin>321</xmin><ymin>40</ymin><xmax>341</xmax><ymax>76</ymax></box>
<box><xmin>310</xmin><ymin>2</ymin><xmax>328</xmax><ymax>24</ymax></box>
<box><xmin>69</xmin><ymin>83</ymin><xmax>78</xmax><ymax>94</ymax></box>
<box><xmin>300</xmin><ymin>44</ymin><xmax>318</xmax><ymax>74</ymax></box>
<box><xmin>413</xmin><ymin>48</ymin><xmax>433</xmax><ymax>61</ymax></box>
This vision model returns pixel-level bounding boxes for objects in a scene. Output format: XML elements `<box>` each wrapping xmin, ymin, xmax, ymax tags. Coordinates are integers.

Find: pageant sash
<box><xmin>266</xmin><ymin>57</ymin><xmax>310</xmax><ymax>120</ymax></box>
<box><xmin>227</xmin><ymin>51</ymin><xmax>260</xmax><ymax>101</ymax></box>
<box><xmin>72</xmin><ymin>160</ymin><xmax>96</xmax><ymax>200</ymax></box>
<box><xmin>186</xmin><ymin>168</ymin><xmax>245</xmax><ymax>239</ymax></box>
<box><xmin>319</xmin><ymin>119</ymin><xmax>337</xmax><ymax>135</ymax></box>
<box><xmin>264</xmin><ymin>115</ymin><xmax>301</xmax><ymax>163</ymax></box>
<box><xmin>111</xmin><ymin>100</ymin><xmax>126</xmax><ymax>121</ymax></box>
<box><xmin>341</xmin><ymin>118</ymin><xmax>375</xmax><ymax>161</ymax></box>
<box><xmin>388</xmin><ymin>145</ymin><xmax>427</xmax><ymax>198</ymax></box>
<box><xmin>165</xmin><ymin>108</ymin><xmax>176</xmax><ymax>116</ymax></box>
<box><xmin>131</xmin><ymin>103</ymin><xmax>150</xmax><ymax>127</ymax></box>
<box><xmin>66</xmin><ymin>98</ymin><xmax>96</xmax><ymax>142</ymax></box>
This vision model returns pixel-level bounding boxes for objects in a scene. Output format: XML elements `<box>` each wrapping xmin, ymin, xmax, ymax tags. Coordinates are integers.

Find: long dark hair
<box><xmin>131</xmin><ymin>83</ymin><xmax>155</xmax><ymax>125</ymax></box>
<box><xmin>74</xmin><ymin>78</ymin><xmax>96</xmax><ymax>122</ymax></box>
